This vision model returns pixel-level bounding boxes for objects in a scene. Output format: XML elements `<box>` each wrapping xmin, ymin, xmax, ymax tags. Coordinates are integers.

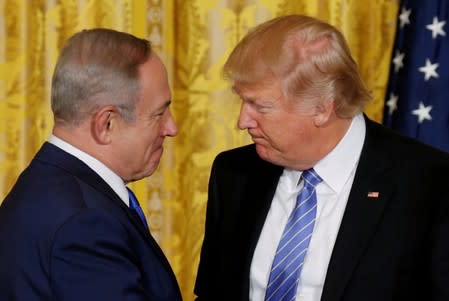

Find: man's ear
<box><xmin>91</xmin><ymin>105</ymin><xmax>118</xmax><ymax>145</ymax></box>
<box><xmin>313</xmin><ymin>99</ymin><xmax>334</xmax><ymax>127</ymax></box>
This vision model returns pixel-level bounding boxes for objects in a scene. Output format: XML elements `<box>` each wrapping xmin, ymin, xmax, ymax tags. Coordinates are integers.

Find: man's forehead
<box><xmin>233</xmin><ymin>80</ymin><xmax>283</xmax><ymax>97</ymax></box>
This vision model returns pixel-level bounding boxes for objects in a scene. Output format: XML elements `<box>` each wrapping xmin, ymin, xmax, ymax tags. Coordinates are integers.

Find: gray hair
<box><xmin>51</xmin><ymin>28</ymin><xmax>152</xmax><ymax>125</ymax></box>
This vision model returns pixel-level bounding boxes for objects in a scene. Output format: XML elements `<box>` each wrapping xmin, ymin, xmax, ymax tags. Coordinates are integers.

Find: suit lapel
<box><xmin>239</xmin><ymin>151</ymin><xmax>283</xmax><ymax>298</ymax></box>
<box><xmin>321</xmin><ymin>118</ymin><xmax>395</xmax><ymax>301</ymax></box>
<box><xmin>35</xmin><ymin>143</ymin><xmax>179</xmax><ymax>285</ymax></box>
<box><xmin>123</xmin><ymin>202</ymin><xmax>179</xmax><ymax>284</ymax></box>
<box><xmin>244</xmin><ymin>162</ymin><xmax>283</xmax><ymax>255</ymax></box>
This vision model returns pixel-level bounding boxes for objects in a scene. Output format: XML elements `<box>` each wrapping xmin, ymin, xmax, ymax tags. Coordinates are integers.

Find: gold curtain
<box><xmin>0</xmin><ymin>1</ymin><xmax>399</xmax><ymax>300</ymax></box>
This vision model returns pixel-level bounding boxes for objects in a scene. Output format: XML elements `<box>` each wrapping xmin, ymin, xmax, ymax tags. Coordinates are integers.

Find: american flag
<box><xmin>383</xmin><ymin>0</ymin><xmax>449</xmax><ymax>152</ymax></box>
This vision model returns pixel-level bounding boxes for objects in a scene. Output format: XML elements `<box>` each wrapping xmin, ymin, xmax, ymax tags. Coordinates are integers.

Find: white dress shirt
<box><xmin>48</xmin><ymin>135</ymin><xmax>130</xmax><ymax>206</ymax></box>
<box><xmin>249</xmin><ymin>114</ymin><xmax>366</xmax><ymax>301</ymax></box>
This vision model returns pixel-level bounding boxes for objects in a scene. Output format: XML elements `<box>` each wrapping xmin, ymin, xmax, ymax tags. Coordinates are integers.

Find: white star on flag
<box><xmin>418</xmin><ymin>58</ymin><xmax>439</xmax><ymax>81</ymax></box>
<box><xmin>399</xmin><ymin>6</ymin><xmax>412</xmax><ymax>28</ymax></box>
<box><xmin>392</xmin><ymin>51</ymin><xmax>405</xmax><ymax>72</ymax></box>
<box><xmin>426</xmin><ymin>16</ymin><xmax>446</xmax><ymax>39</ymax></box>
<box><xmin>384</xmin><ymin>1</ymin><xmax>449</xmax><ymax>152</ymax></box>
<box><xmin>386</xmin><ymin>93</ymin><xmax>398</xmax><ymax>115</ymax></box>
<box><xmin>412</xmin><ymin>102</ymin><xmax>432</xmax><ymax>123</ymax></box>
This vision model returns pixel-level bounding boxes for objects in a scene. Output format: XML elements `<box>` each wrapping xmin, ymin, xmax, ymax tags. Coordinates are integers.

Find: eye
<box><xmin>152</xmin><ymin>109</ymin><xmax>167</xmax><ymax>118</ymax></box>
<box><xmin>254</xmin><ymin>103</ymin><xmax>273</xmax><ymax>113</ymax></box>
<box><xmin>151</xmin><ymin>101</ymin><xmax>172</xmax><ymax>118</ymax></box>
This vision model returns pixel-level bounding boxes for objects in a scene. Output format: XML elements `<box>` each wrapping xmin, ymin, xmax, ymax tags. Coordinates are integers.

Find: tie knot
<box><xmin>126</xmin><ymin>187</ymin><xmax>149</xmax><ymax>230</ymax></box>
<box><xmin>302</xmin><ymin>168</ymin><xmax>322</xmax><ymax>188</ymax></box>
<box><xmin>126</xmin><ymin>187</ymin><xmax>140</xmax><ymax>210</ymax></box>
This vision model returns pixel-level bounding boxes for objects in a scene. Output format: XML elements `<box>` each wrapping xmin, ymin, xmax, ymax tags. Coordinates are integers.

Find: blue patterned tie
<box><xmin>126</xmin><ymin>187</ymin><xmax>149</xmax><ymax>230</ymax></box>
<box><xmin>264</xmin><ymin>168</ymin><xmax>322</xmax><ymax>301</ymax></box>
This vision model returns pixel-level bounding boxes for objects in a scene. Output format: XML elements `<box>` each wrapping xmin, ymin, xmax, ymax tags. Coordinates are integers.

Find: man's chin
<box><xmin>255</xmin><ymin>144</ymin><xmax>270</xmax><ymax>161</ymax></box>
<box><xmin>255</xmin><ymin>144</ymin><xmax>283</xmax><ymax>166</ymax></box>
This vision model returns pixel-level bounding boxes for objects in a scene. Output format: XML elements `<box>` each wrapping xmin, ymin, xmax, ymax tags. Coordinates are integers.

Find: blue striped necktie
<box><xmin>126</xmin><ymin>187</ymin><xmax>149</xmax><ymax>230</ymax></box>
<box><xmin>264</xmin><ymin>168</ymin><xmax>322</xmax><ymax>301</ymax></box>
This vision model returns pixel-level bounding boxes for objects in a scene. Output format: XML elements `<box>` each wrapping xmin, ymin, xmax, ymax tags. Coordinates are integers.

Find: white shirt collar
<box><xmin>314</xmin><ymin>113</ymin><xmax>366</xmax><ymax>193</ymax></box>
<box><xmin>281</xmin><ymin>113</ymin><xmax>365</xmax><ymax>193</ymax></box>
<box><xmin>48</xmin><ymin>134</ymin><xmax>130</xmax><ymax>206</ymax></box>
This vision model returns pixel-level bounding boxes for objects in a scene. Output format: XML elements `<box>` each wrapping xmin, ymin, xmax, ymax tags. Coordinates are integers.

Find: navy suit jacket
<box><xmin>0</xmin><ymin>143</ymin><xmax>182</xmax><ymax>301</ymax></box>
<box><xmin>194</xmin><ymin>117</ymin><xmax>449</xmax><ymax>301</ymax></box>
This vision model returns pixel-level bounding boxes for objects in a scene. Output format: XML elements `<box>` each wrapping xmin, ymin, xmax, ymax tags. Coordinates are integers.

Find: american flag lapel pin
<box><xmin>367</xmin><ymin>191</ymin><xmax>379</xmax><ymax>198</ymax></box>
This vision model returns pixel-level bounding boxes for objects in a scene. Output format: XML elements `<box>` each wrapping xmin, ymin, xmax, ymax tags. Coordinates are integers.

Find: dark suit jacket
<box><xmin>194</xmin><ymin>117</ymin><xmax>449</xmax><ymax>301</ymax></box>
<box><xmin>0</xmin><ymin>143</ymin><xmax>182</xmax><ymax>301</ymax></box>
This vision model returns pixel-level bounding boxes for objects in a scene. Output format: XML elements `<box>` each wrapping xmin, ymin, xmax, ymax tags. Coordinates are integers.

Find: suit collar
<box><xmin>34</xmin><ymin>142</ymin><xmax>180</xmax><ymax>289</ymax></box>
<box><xmin>35</xmin><ymin>142</ymin><xmax>124</xmax><ymax>207</ymax></box>
<box><xmin>48</xmin><ymin>135</ymin><xmax>129</xmax><ymax>206</ymax></box>
<box><xmin>321</xmin><ymin>117</ymin><xmax>395</xmax><ymax>301</ymax></box>
<box><xmin>237</xmin><ymin>147</ymin><xmax>284</xmax><ymax>298</ymax></box>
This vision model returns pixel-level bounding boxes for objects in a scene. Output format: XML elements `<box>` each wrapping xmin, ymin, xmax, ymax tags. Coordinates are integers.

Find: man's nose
<box><xmin>163</xmin><ymin>110</ymin><xmax>178</xmax><ymax>137</ymax></box>
<box><xmin>237</xmin><ymin>103</ymin><xmax>256</xmax><ymax>130</ymax></box>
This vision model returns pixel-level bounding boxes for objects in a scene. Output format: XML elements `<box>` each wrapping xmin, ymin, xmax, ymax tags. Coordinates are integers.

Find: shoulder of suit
<box><xmin>213</xmin><ymin>144</ymin><xmax>282</xmax><ymax>176</ymax></box>
<box><xmin>365</xmin><ymin>117</ymin><xmax>449</xmax><ymax>165</ymax></box>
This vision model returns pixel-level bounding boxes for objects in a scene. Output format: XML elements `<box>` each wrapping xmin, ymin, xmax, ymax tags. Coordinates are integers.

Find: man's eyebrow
<box><xmin>151</xmin><ymin>100</ymin><xmax>172</xmax><ymax>114</ymax></box>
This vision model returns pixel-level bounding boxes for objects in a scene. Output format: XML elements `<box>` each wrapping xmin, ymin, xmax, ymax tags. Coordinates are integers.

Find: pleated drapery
<box><xmin>0</xmin><ymin>1</ymin><xmax>399</xmax><ymax>300</ymax></box>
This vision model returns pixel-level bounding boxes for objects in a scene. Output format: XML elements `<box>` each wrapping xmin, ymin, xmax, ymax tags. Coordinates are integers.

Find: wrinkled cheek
<box><xmin>147</xmin><ymin>146</ymin><xmax>163</xmax><ymax>164</ymax></box>
<box><xmin>264</xmin><ymin>136</ymin><xmax>286</xmax><ymax>154</ymax></box>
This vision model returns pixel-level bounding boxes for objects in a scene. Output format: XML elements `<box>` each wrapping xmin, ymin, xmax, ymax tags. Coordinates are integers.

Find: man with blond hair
<box><xmin>0</xmin><ymin>28</ymin><xmax>181</xmax><ymax>300</ymax></box>
<box><xmin>195</xmin><ymin>15</ymin><xmax>449</xmax><ymax>301</ymax></box>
